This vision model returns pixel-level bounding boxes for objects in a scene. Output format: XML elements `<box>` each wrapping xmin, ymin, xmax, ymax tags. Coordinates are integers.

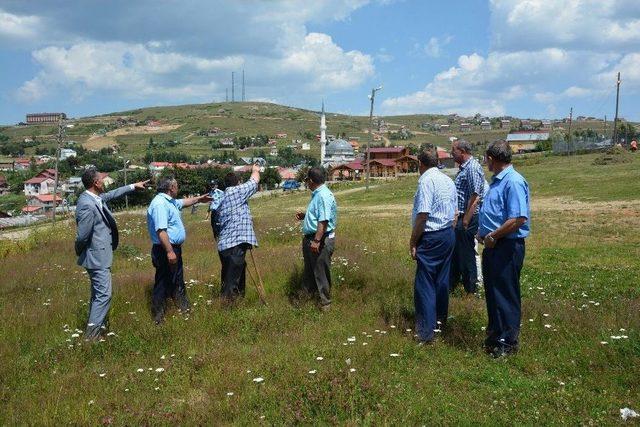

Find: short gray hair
<box><xmin>157</xmin><ymin>176</ymin><xmax>177</xmax><ymax>193</ymax></box>
<box><xmin>455</xmin><ymin>139</ymin><xmax>473</xmax><ymax>154</ymax></box>
<box><xmin>486</xmin><ymin>140</ymin><xmax>512</xmax><ymax>163</ymax></box>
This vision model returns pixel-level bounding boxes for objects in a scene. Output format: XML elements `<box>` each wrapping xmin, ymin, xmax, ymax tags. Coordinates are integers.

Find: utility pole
<box><xmin>366</xmin><ymin>85</ymin><xmax>383</xmax><ymax>191</ymax></box>
<box><xmin>242</xmin><ymin>69</ymin><xmax>245</xmax><ymax>102</ymax></box>
<box><xmin>612</xmin><ymin>72</ymin><xmax>621</xmax><ymax>145</ymax></box>
<box><xmin>604</xmin><ymin>114</ymin><xmax>607</xmax><ymax>138</ymax></box>
<box><xmin>52</xmin><ymin>117</ymin><xmax>65</xmax><ymax>223</ymax></box>
<box><xmin>225</xmin><ymin>88</ymin><xmax>228</xmax><ymax>102</ymax></box>
<box><xmin>567</xmin><ymin>107</ymin><xmax>573</xmax><ymax>155</ymax></box>
<box><xmin>231</xmin><ymin>72</ymin><xmax>235</xmax><ymax>102</ymax></box>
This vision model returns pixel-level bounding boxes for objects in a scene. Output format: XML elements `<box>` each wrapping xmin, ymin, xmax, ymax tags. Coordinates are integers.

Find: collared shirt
<box><xmin>302</xmin><ymin>184</ymin><xmax>337</xmax><ymax>236</ymax></box>
<box><xmin>412</xmin><ymin>167</ymin><xmax>457</xmax><ymax>232</ymax></box>
<box><xmin>209</xmin><ymin>188</ymin><xmax>225</xmax><ymax>211</ymax></box>
<box><xmin>455</xmin><ymin>157</ymin><xmax>485</xmax><ymax>214</ymax></box>
<box><xmin>216</xmin><ymin>179</ymin><xmax>258</xmax><ymax>251</ymax></box>
<box><xmin>479</xmin><ymin>165</ymin><xmax>530</xmax><ymax>239</ymax></box>
<box><xmin>147</xmin><ymin>192</ymin><xmax>186</xmax><ymax>245</ymax></box>
<box><xmin>85</xmin><ymin>190</ymin><xmax>103</xmax><ymax>209</ymax></box>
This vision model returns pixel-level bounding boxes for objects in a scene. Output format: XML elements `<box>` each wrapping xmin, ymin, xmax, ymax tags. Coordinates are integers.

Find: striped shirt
<box><xmin>412</xmin><ymin>167</ymin><xmax>458</xmax><ymax>232</ymax></box>
<box><xmin>455</xmin><ymin>157</ymin><xmax>485</xmax><ymax>214</ymax></box>
<box><xmin>216</xmin><ymin>179</ymin><xmax>258</xmax><ymax>251</ymax></box>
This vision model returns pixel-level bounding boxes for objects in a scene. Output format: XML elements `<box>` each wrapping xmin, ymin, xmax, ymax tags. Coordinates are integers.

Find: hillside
<box><xmin>1</xmin><ymin>153</ymin><xmax>639</xmax><ymax>424</ymax></box>
<box><xmin>0</xmin><ymin>101</ymin><xmax>621</xmax><ymax>162</ymax></box>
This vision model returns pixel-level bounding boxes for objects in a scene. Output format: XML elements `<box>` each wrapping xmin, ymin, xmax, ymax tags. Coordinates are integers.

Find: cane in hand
<box><xmin>248</xmin><ymin>247</ymin><xmax>267</xmax><ymax>305</ymax></box>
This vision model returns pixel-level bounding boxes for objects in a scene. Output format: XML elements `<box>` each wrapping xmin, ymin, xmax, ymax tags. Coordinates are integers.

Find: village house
<box><xmin>276</xmin><ymin>133</ymin><xmax>287</xmax><ymax>139</ymax></box>
<box><xmin>301</xmin><ymin>142</ymin><xmax>311</xmax><ymax>151</ymax></box>
<box><xmin>437</xmin><ymin>147</ymin><xmax>456</xmax><ymax>168</ymax></box>
<box><xmin>506</xmin><ymin>131</ymin><xmax>549</xmax><ymax>152</ymax></box>
<box><xmin>22</xmin><ymin>194</ymin><xmax>63</xmax><ymax>216</ymax></box>
<box><xmin>24</xmin><ymin>169</ymin><xmax>57</xmax><ymax>196</ymax></box>
<box><xmin>459</xmin><ymin>123</ymin><xmax>472</xmax><ymax>133</ymax></box>
<box><xmin>480</xmin><ymin>120</ymin><xmax>492</xmax><ymax>130</ymax></box>
<box><xmin>220</xmin><ymin>138</ymin><xmax>235</xmax><ymax>147</ymax></box>
<box><xmin>26</xmin><ymin>112</ymin><xmax>66</xmax><ymax>124</ymax></box>
<box><xmin>437</xmin><ymin>124</ymin><xmax>450</xmax><ymax>132</ymax></box>
<box><xmin>59</xmin><ymin>148</ymin><xmax>77</xmax><ymax>160</ymax></box>
<box><xmin>541</xmin><ymin>120</ymin><xmax>552</xmax><ymax>129</ymax></box>
<box><xmin>329</xmin><ymin>160</ymin><xmax>364</xmax><ymax>181</ymax></box>
<box><xmin>500</xmin><ymin>119</ymin><xmax>511</xmax><ymax>129</ymax></box>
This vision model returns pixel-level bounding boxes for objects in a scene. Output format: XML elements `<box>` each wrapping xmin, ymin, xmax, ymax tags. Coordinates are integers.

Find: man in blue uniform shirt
<box><xmin>147</xmin><ymin>176</ymin><xmax>211</xmax><ymax>324</ymax></box>
<box><xmin>296</xmin><ymin>167</ymin><xmax>337</xmax><ymax>311</ymax></box>
<box><xmin>410</xmin><ymin>150</ymin><xmax>458</xmax><ymax>343</ymax></box>
<box><xmin>477</xmin><ymin>140</ymin><xmax>530</xmax><ymax>357</ymax></box>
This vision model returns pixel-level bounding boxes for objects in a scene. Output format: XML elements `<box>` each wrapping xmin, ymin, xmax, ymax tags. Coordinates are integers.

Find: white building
<box><xmin>302</xmin><ymin>142</ymin><xmax>310</xmax><ymax>151</ymax></box>
<box><xmin>324</xmin><ymin>139</ymin><xmax>355</xmax><ymax>166</ymax></box>
<box><xmin>60</xmin><ymin>148</ymin><xmax>77</xmax><ymax>160</ymax></box>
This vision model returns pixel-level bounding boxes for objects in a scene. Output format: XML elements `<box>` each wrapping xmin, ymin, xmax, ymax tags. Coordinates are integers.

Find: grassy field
<box><xmin>1</xmin><ymin>153</ymin><xmax>639</xmax><ymax>424</ymax></box>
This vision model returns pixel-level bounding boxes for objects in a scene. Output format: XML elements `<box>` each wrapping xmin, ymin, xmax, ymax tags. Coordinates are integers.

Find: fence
<box><xmin>552</xmin><ymin>138</ymin><xmax>613</xmax><ymax>154</ymax></box>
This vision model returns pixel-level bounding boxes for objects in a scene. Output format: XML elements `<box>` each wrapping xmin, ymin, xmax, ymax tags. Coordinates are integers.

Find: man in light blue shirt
<box><xmin>477</xmin><ymin>140</ymin><xmax>530</xmax><ymax>357</ymax></box>
<box><xmin>147</xmin><ymin>176</ymin><xmax>211</xmax><ymax>324</ymax></box>
<box><xmin>295</xmin><ymin>167</ymin><xmax>337</xmax><ymax>310</ymax></box>
<box><xmin>410</xmin><ymin>150</ymin><xmax>457</xmax><ymax>343</ymax></box>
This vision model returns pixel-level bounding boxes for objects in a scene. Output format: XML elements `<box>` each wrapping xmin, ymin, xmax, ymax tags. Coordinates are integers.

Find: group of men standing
<box><xmin>411</xmin><ymin>140</ymin><xmax>530</xmax><ymax>357</ymax></box>
<box><xmin>75</xmin><ymin>165</ymin><xmax>337</xmax><ymax>336</ymax></box>
<box><xmin>74</xmin><ymin>140</ymin><xmax>528</xmax><ymax>358</ymax></box>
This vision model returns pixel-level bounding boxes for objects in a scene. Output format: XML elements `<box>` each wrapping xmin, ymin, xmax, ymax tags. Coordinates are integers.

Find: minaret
<box><xmin>320</xmin><ymin>101</ymin><xmax>327</xmax><ymax>165</ymax></box>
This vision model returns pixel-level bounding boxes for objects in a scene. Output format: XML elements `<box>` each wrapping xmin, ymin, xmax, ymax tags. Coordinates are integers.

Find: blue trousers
<box><xmin>482</xmin><ymin>238</ymin><xmax>525</xmax><ymax>349</ymax></box>
<box><xmin>450</xmin><ymin>214</ymin><xmax>479</xmax><ymax>293</ymax></box>
<box><xmin>85</xmin><ymin>268</ymin><xmax>112</xmax><ymax>339</ymax></box>
<box><xmin>414</xmin><ymin>227</ymin><xmax>455</xmax><ymax>342</ymax></box>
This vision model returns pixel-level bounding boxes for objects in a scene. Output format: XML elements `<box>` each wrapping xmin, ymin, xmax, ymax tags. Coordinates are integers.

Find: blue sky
<box><xmin>0</xmin><ymin>0</ymin><xmax>638</xmax><ymax>124</ymax></box>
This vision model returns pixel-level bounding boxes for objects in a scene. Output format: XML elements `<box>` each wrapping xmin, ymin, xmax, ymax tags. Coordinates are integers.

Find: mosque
<box><xmin>319</xmin><ymin>103</ymin><xmax>356</xmax><ymax>167</ymax></box>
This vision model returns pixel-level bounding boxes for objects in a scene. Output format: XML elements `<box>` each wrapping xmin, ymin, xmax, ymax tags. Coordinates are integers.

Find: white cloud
<box><xmin>0</xmin><ymin>8</ymin><xmax>41</xmax><ymax>40</ymax></box>
<box><xmin>9</xmin><ymin>1</ymin><xmax>378</xmax><ymax>105</ymax></box>
<box><xmin>424</xmin><ymin>36</ymin><xmax>453</xmax><ymax>58</ymax></box>
<box><xmin>383</xmin><ymin>0</ymin><xmax>640</xmax><ymax>117</ymax></box>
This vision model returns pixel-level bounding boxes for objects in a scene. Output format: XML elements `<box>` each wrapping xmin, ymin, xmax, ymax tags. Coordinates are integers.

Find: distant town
<box><xmin>0</xmin><ymin>101</ymin><xmax>636</xmax><ymax>228</ymax></box>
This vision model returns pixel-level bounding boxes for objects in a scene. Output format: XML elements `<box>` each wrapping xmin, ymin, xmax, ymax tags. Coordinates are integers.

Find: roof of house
<box><xmin>22</xmin><ymin>206</ymin><xmax>43</xmax><ymax>213</ymax></box>
<box><xmin>368</xmin><ymin>159</ymin><xmax>397</xmax><ymax>167</ymax></box>
<box><xmin>506</xmin><ymin>131</ymin><xmax>550</xmax><ymax>142</ymax></box>
<box><xmin>277</xmin><ymin>167</ymin><xmax>296</xmax><ymax>180</ymax></box>
<box><xmin>333</xmin><ymin>160</ymin><xmax>364</xmax><ymax>171</ymax></box>
<box><xmin>24</xmin><ymin>176</ymin><xmax>53</xmax><ymax>184</ymax></box>
<box><xmin>366</xmin><ymin>147</ymin><xmax>405</xmax><ymax>153</ymax></box>
<box><xmin>395</xmin><ymin>155</ymin><xmax>419</xmax><ymax>162</ymax></box>
<box><xmin>150</xmin><ymin>162</ymin><xmax>172</xmax><ymax>167</ymax></box>
<box><xmin>31</xmin><ymin>194</ymin><xmax>62</xmax><ymax>202</ymax></box>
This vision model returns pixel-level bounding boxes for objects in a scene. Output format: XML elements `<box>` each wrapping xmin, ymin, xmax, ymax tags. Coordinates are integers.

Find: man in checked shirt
<box><xmin>216</xmin><ymin>164</ymin><xmax>261</xmax><ymax>301</ymax></box>
<box><xmin>449</xmin><ymin>139</ymin><xmax>485</xmax><ymax>295</ymax></box>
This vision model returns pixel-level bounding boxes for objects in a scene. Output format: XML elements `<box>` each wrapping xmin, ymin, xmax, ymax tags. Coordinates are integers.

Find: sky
<box><xmin>0</xmin><ymin>0</ymin><xmax>639</xmax><ymax>124</ymax></box>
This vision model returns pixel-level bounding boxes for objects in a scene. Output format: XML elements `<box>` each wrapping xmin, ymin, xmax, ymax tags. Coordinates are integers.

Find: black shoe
<box><xmin>153</xmin><ymin>307</ymin><xmax>165</xmax><ymax>325</ymax></box>
<box><xmin>490</xmin><ymin>344</ymin><xmax>518</xmax><ymax>358</ymax></box>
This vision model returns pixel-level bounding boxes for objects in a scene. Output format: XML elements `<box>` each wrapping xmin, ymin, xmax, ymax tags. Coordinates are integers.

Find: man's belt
<box><xmin>304</xmin><ymin>231</ymin><xmax>335</xmax><ymax>240</ymax></box>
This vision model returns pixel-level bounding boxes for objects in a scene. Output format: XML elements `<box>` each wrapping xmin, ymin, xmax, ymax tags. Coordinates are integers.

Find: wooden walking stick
<box><xmin>249</xmin><ymin>248</ymin><xmax>267</xmax><ymax>305</ymax></box>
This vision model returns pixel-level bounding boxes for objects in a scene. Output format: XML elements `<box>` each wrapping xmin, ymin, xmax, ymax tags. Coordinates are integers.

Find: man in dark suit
<box><xmin>75</xmin><ymin>167</ymin><xmax>148</xmax><ymax>339</ymax></box>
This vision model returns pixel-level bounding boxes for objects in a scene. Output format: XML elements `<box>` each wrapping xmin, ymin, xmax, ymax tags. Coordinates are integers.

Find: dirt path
<box><xmin>83</xmin><ymin>124</ymin><xmax>183</xmax><ymax>150</ymax></box>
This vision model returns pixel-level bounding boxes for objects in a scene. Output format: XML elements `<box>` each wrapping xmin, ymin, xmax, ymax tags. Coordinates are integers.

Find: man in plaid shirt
<box><xmin>449</xmin><ymin>139</ymin><xmax>485</xmax><ymax>294</ymax></box>
<box><xmin>216</xmin><ymin>164</ymin><xmax>261</xmax><ymax>301</ymax></box>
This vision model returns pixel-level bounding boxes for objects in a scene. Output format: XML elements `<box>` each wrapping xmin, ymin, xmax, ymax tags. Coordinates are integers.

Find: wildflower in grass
<box><xmin>543</xmin><ymin>313</ymin><xmax>549</xmax><ymax>317</ymax></box>
<box><xmin>137</xmin><ymin>368</ymin><xmax>144</xmax><ymax>372</ymax></box>
<box><xmin>155</xmin><ymin>368</ymin><xmax>165</xmax><ymax>372</ymax></box>
<box><xmin>71</xmin><ymin>333</ymin><xmax>79</xmax><ymax>338</ymax></box>
<box><xmin>160</xmin><ymin>355</ymin><xmax>165</xmax><ymax>360</ymax></box>
<box><xmin>253</xmin><ymin>377</ymin><xmax>264</xmax><ymax>383</ymax></box>
<box><xmin>316</xmin><ymin>356</ymin><xmax>323</xmax><ymax>361</ymax></box>
<box><xmin>350</xmin><ymin>368</ymin><xmax>356</xmax><ymax>373</ymax></box>
<box><xmin>620</xmin><ymin>408</ymin><xmax>639</xmax><ymax>420</ymax></box>
<box><xmin>154</xmin><ymin>387</ymin><xmax>160</xmax><ymax>391</ymax></box>
<box><xmin>347</xmin><ymin>336</ymin><xmax>356</xmax><ymax>342</ymax></box>
<box><xmin>106</xmin><ymin>332</ymin><xmax>116</xmax><ymax>336</ymax></box>
<box><xmin>345</xmin><ymin>358</ymin><xmax>351</xmax><ymax>365</ymax></box>
<box><xmin>88</xmin><ymin>400</ymin><xmax>94</xmax><ymax>405</ymax></box>
<box><xmin>226</xmin><ymin>392</ymin><xmax>234</xmax><ymax>396</ymax></box>
<box><xmin>308</xmin><ymin>370</ymin><xmax>317</xmax><ymax>374</ymax></box>
<box><xmin>99</xmin><ymin>373</ymin><xmax>106</xmax><ymax>377</ymax></box>
<box><xmin>600</xmin><ymin>341</ymin><xmax>608</xmax><ymax>345</ymax></box>
<box><xmin>544</xmin><ymin>324</ymin><xmax>551</xmax><ymax>328</ymax></box>
<box><xmin>389</xmin><ymin>353</ymin><xmax>400</xmax><ymax>357</ymax></box>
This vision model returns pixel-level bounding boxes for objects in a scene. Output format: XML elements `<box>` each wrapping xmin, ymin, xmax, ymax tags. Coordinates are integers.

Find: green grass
<box><xmin>1</xmin><ymin>154</ymin><xmax>639</xmax><ymax>424</ymax></box>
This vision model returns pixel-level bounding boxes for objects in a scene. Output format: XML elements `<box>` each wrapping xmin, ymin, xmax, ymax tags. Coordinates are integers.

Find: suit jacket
<box><xmin>75</xmin><ymin>185</ymin><xmax>133</xmax><ymax>269</ymax></box>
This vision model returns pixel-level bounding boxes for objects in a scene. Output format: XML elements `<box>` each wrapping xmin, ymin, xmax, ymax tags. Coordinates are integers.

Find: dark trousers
<box><xmin>151</xmin><ymin>244</ymin><xmax>189</xmax><ymax>313</ymax></box>
<box><xmin>450</xmin><ymin>214</ymin><xmax>479</xmax><ymax>293</ymax></box>
<box><xmin>302</xmin><ymin>236</ymin><xmax>335</xmax><ymax>306</ymax></box>
<box><xmin>414</xmin><ymin>227</ymin><xmax>455</xmax><ymax>342</ymax></box>
<box><xmin>218</xmin><ymin>243</ymin><xmax>250</xmax><ymax>300</ymax></box>
<box><xmin>482</xmin><ymin>238</ymin><xmax>525</xmax><ymax>349</ymax></box>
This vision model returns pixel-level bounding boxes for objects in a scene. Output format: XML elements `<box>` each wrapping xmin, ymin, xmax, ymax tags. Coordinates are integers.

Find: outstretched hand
<box><xmin>198</xmin><ymin>194</ymin><xmax>213</xmax><ymax>203</ymax></box>
<box><xmin>133</xmin><ymin>180</ymin><xmax>150</xmax><ymax>190</ymax></box>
